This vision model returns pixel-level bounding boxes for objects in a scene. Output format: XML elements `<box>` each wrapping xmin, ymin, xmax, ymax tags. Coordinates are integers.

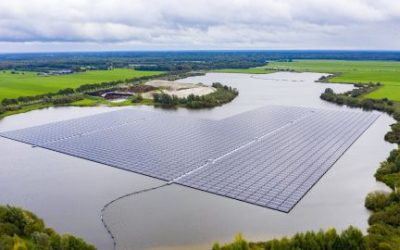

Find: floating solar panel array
<box><xmin>176</xmin><ymin>109</ymin><xmax>378</xmax><ymax>211</ymax></box>
<box><xmin>0</xmin><ymin>106</ymin><xmax>380</xmax><ymax>212</ymax></box>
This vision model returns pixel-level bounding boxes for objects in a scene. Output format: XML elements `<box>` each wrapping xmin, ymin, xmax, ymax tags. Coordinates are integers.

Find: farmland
<box><xmin>0</xmin><ymin>69</ymin><xmax>163</xmax><ymax>100</ymax></box>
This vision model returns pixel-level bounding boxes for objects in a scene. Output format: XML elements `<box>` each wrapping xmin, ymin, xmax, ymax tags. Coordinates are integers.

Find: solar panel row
<box><xmin>0</xmin><ymin>106</ymin><xmax>380</xmax><ymax>212</ymax></box>
<box><xmin>0</xmin><ymin>109</ymin><xmax>157</xmax><ymax>145</ymax></box>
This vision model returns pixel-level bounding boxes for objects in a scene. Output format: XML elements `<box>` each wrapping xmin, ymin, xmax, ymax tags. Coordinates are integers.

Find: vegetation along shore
<box><xmin>0</xmin><ymin>205</ymin><xmax>95</xmax><ymax>249</ymax></box>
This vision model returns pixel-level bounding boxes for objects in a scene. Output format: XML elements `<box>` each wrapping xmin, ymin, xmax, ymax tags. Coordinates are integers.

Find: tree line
<box><xmin>320</xmin><ymin>84</ymin><xmax>396</xmax><ymax>114</ymax></box>
<box><xmin>2</xmin><ymin>51</ymin><xmax>400</xmax><ymax>73</ymax></box>
<box><xmin>213</xmin><ymin>227</ymin><xmax>366</xmax><ymax>250</ymax></box>
<box><xmin>0</xmin><ymin>205</ymin><xmax>95</xmax><ymax>250</ymax></box>
<box><xmin>0</xmin><ymin>52</ymin><xmax>269</xmax><ymax>73</ymax></box>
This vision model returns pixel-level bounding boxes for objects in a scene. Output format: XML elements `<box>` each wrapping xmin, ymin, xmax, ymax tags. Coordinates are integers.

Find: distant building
<box><xmin>38</xmin><ymin>69</ymin><xmax>73</xmax><ymax>76</ymax></box>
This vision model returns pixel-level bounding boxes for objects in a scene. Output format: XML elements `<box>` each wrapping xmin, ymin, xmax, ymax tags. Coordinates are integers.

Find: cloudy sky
<box><xmin>0</xmin><ymin>0</ymin><xmax>399</xmax><ymax>52</ymax></box>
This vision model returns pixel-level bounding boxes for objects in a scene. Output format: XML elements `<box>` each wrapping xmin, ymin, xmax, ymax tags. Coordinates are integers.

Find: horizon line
<box><xmin>1</xmin><ymin>49</ymin><xmax>400</xmax><ymax>55</ymax></box>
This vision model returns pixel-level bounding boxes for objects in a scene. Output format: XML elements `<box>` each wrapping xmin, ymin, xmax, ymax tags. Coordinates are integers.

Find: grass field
<box><xmin>0</xmin><ymin>69</ymin><xmax>163</xmax><ymax>100</ymax></box>
<box><xmin>267</xmin><ymin>60</ymin><xmax>400</xmax><ymax>101</ymax></box>
<box><xmin>215</xmin><ymin>60</ymin><xmax>400</xmax><ymax>101</ymax></box>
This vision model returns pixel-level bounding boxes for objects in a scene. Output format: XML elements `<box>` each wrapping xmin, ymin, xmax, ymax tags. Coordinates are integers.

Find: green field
<box><xmin>215</xmin><ymin>60</ymin><xmax>400</xmax><ymax>101</ymax></box>
<box><xmin>267</xmin><ymin>60</ymin><xmax>400</xmax><ymax>101</ymax></box>
<box><xmin>0</xmin><ymin>69</ymin><xmax>163</xmax><ymax>100</ymax></box>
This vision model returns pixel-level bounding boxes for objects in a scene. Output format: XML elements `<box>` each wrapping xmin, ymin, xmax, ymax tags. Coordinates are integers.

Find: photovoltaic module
<box><xmin>0</xmin><ymin>106</ymin><xmax>380</xmax><ymax>212</ymax></box>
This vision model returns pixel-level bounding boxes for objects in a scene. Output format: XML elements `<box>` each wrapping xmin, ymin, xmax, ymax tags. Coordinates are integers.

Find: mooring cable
<box><xmin>100</xmin><ymin>183</ymin><xmax>171</xmax><ymax>250</ymax></box>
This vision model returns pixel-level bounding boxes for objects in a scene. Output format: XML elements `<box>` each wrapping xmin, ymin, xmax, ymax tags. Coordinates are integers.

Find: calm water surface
<box><xmin>0</xmin><ymin>72</ymin><xmax>395</xmax><ymax>250</ymax></box>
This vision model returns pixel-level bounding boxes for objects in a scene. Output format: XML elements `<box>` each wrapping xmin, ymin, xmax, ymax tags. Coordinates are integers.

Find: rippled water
<box><xmin>0</xmin><ymin>72</ymin><xmax>395</xmax><ymax>250</ymax></box>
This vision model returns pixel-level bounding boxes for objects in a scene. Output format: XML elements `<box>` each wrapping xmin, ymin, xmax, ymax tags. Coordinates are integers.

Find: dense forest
<box><xmin>0</xmin><ymin>205</ymin><xmax>95</xmax><ymax>250</ymax></box>
<box><xmin>1</xmin><ymin>51</ymin><xmax>400</xmax><ymax>72</ymax></box>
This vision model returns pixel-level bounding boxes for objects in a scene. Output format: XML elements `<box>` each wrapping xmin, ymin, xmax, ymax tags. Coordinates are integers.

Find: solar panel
<box><xmin>0</xmin><ymin>106</ymin><xmax>380</xmax><ymax>212</ymax></box>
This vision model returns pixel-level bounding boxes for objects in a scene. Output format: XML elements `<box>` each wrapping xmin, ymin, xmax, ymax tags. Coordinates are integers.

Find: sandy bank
<box><xmin>144</xmin><ymin>80</ymin><xmax>216</xmax><ymax>98</ymax></box>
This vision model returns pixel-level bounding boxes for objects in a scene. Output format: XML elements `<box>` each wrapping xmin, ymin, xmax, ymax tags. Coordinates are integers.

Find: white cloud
<box><xmin>0</xmin><ymin>0</ymin><xmax>398</xmax><ymax>51</ymax></box>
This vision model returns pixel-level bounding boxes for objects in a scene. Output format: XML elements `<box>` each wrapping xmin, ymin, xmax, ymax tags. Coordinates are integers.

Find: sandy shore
<box><xmin>144</xmin><ymin>80</ymin><xmax>216</xmax><ymax>98</ymax></box>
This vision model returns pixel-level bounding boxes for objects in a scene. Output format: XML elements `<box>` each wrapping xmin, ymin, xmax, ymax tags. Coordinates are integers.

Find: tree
<box><xmin>31</xmin><ymin>232</ymin><xmax>50</xmax><ymax>249</ymax></box>
<box><xmin>153</xmin><ymin>93</ymin><xmax>179</xmax><ymax>107</ymax></box>
<box><xmin>365</xmin><ymin>191</ymin><xmax>391</xmax><ymax>212</ymax></box>
<box><xmin>131</xmin><ymin>94</ymin><xmax>143</xmax><ymax>103</ymax></box>
<box><xmin>0</xmin><ymin>205</ymin><xmax>96</xmax><ymax>250</ymax></box>
<box><xmin>360</xmin><ymin>99</ymin><xmax>375</xmax><ymax>110</ymax></box>
<box><xmin>339</xmin><ymin>226</ymin><xmax>366</xmax><ymax>250</ymax></box>
<box><xmin>215</xmin><ymin>227</ymin><xmax>366</xmax><ymax>250</ymax></box>
<box><xmin>61</xmin><ymin>234</ymin><xmax>96</xmax><ymax>250</ymax></box>
<box><xmin>0</xmin><ymin>105</ymin><xmax>5</xmax><ymax>114</ymax></box>
<box><xmin>58</xmin><ymin>88</ymin><xmax>75</xmax><ymax>95</ymax></box>
<box><xmin>1</xmin><ymin>98</ymin><xmax>18</xmax><ymax>106</ymax></box>
<box><xmin>3</xmin><ymin>206</ymin><xmax>26</xmax><ymax>235</ymax></box>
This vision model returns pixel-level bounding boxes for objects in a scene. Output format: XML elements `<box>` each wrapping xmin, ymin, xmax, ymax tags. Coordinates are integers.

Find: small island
<box><xmin>148</xmin><ymin>81</ymin><xmax>239</xmax><ymax>109</ymax></box>
<box><xmin>84</xmin><ymin>79</ymin><xmax>238</xmax><ymax>109</ymax></box>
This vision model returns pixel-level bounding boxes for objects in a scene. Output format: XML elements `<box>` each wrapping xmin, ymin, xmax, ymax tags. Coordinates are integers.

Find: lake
<box><xmin>0</xmin><ymin>72</ymin><xmax>395</xmax><ymax>250</ymax></box>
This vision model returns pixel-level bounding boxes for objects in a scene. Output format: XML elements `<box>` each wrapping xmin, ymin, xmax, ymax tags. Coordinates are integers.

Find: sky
<box><xmin>0</xmin><ymin>0</ymin><xmax>399</xmax><ymax>52</ymax></box>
